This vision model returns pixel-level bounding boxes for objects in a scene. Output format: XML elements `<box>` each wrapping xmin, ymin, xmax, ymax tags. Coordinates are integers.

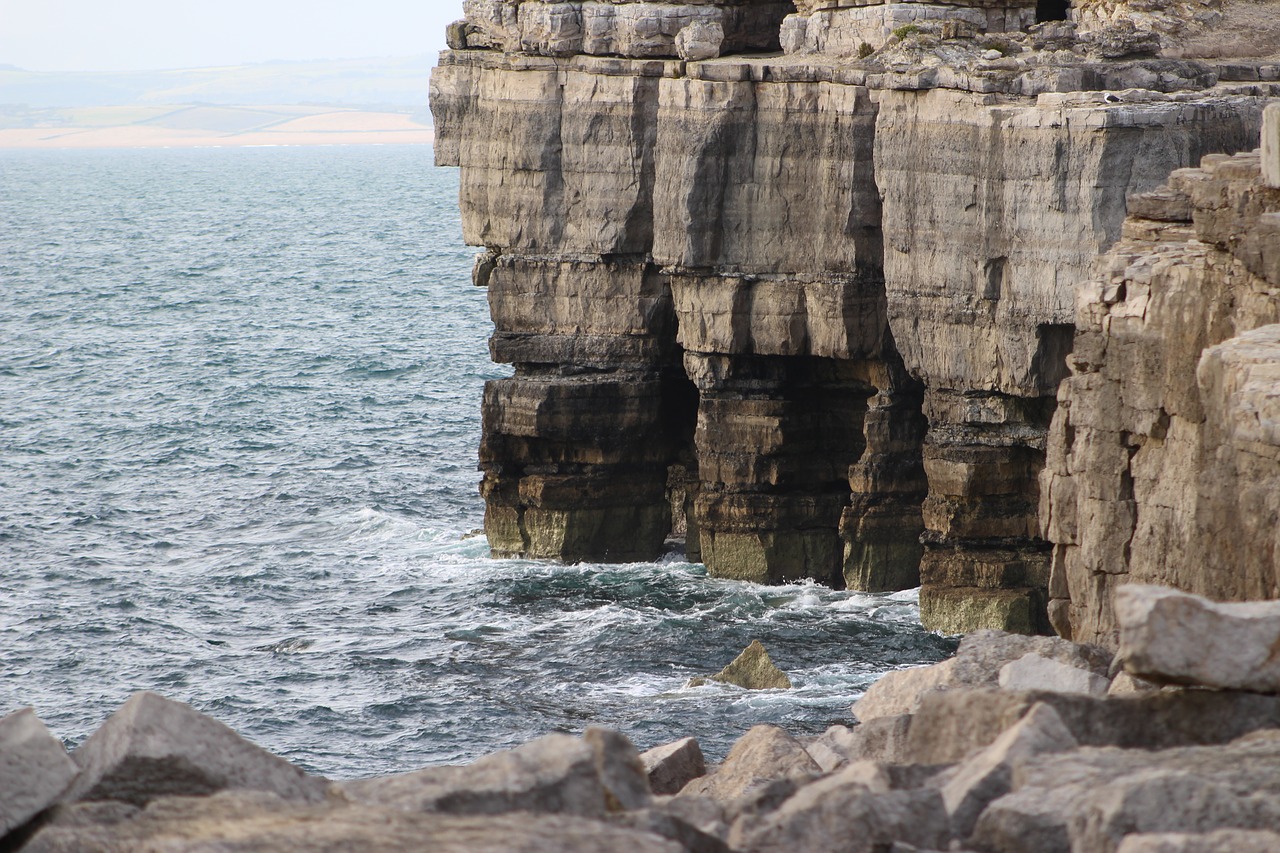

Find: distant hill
<box><xmin>0</xmin><ymin>55</ymin><xmax>436</xmax><ymax>110</ymax></box>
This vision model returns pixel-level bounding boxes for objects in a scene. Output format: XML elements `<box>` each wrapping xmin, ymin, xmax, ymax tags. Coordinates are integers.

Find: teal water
<box><xmin>0</xmin><ymin>145</ymin><xmax>954</xmax><ymax>779</ymax></box>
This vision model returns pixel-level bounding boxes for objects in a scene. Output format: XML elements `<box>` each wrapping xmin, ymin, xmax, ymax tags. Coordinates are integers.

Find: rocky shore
<box><xmin>7</xmin><ymin>583</ymin><xmax>1280</xmax><ymax>852</ymax></box>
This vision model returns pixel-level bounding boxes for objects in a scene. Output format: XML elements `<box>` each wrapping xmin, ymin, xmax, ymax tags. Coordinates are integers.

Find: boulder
<box><xmin>341</xmin><ymin>732</ymin><xmax>613</xmax><ymax>817</ymax></box>
<box><xmin>998</xmin><ymin>653</ymin><xmax>1110</xmax><ymax>697</ymax></box>
<box><xmin>850</xmin><ymin>714</ymin><xmax>914</xmax><ymax>764</ymax></box>
<box><xmin>692</xmin><ymin>641</ymin><xmax>792</xmax><ymax>690</ymax></box>
<box><xmin>677</xmin><ymin>726</ymin><xmax>819</xmax><ymax>808</ymax></box>
<box><xmin>0</xmin><ymin>709</ymin><xmax>78</xmax><ymax>836</ymax></box>
<box><xmin>853</xmin><ymin>631</ymin><xmax>1111</xmax><ymax>720</ymax></box>
<box><xmin>60</xmin><ymin>692</ymin><xmax>328</xmax><ymax>807</ymax></box>
<box><xmin>585</xmin><ymin>727</ymin><xmax>652</xmax><ymax>811</ymax></box>
<box><xmin>1117</xmin><ymin>830</ymin><xmax>1280</xmax><ymax>852</ymax></box>
<box><xmin>1107</xmin><ymin>672</ymin><xmax>1161</xmax><ymax>696</ymax></box>
<box><xmin>23</xmin><ymin>789</ymin><xmax>688</xmax><ymax>853</ymax></box>
<box><xmin>653</xmin><ymin>792</ymin><xmax>728</xmax><ymax>840</ymax></box>
<box><xmin>730</xmin><ymin>767</ymin><xmax>951</xmax><ymax>853</ymax></box>
<box><xmin>1116</xmin><ymin>585</ymin><xmax>1280</xmax><ymax>692</ymax></box>
<box><xmin>675</xmin><ymin>21</ymin><xmax>724</xmax><ymax>62</ymax></box>
<box><xmin>940</xmin><ymin>703</ymin><xmax>1078</xmax><ymax>839</ymax></box>
<box><xmin>803</xmin><ymin>725</ymin><xmax>860</xmax><ymax>773</ymax></box>
<box><xmin>971</xmin><ymin>732</ymin><xmax>1280</xmax><ymax>853</ymax></box>
<box><xmin>1260</xmin><ymin>99</ymin><xmax>1278</xmax><ymax>189</ymax></box>
<box><xmin>608</xmin><ymin>809</ymin><xmax>732</xmax><ymax>853</ymax></box>
<box><xmin>641</xmin><ymin>737</ymin><xmax>706</xmax><ymax>795</ymax></box>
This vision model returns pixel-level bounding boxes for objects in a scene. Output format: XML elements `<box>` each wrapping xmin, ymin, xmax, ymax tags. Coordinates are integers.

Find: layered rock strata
<box><xmin>1042</xmin><ymin>112</ymin><xmax>1280</xmax><ymax>645</ymax></box>
<box><xmin>433</xmin><ymin>6</ymin><xmax>1274</xmax><ymax>632</ymax></box>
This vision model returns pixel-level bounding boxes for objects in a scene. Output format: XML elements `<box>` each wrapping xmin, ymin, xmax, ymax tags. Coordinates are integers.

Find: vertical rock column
<box><xmin>434</xmin><ymin>53</ymin><xmax>690</xmax><ymax>562</ymax></box>
<box><xmin>654</xmin><ymin>70</ymin><xmax>922</xmax><ymax>586</ymax></box>
<box><xmin>875</xmin><ymin>87</ymin><xmax>1263</xmax><ymax>633</ymax></box>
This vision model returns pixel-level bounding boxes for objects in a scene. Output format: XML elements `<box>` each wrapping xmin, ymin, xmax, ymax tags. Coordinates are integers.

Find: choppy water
<box><xmin>0</xmin><ymin>145</ymin><xmax>955</xmax><ymax>779</ymax></box>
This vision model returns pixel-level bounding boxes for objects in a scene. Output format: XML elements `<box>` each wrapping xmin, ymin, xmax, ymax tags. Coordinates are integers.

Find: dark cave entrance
<box><xmin>1036</xmin><ymin>0</ymin><xmax>1071</xmax><ymax>22</ymax></box>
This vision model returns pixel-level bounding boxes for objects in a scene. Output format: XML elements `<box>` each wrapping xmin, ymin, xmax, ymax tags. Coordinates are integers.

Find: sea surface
<box><xmin>0</xmin><ymin>144</ymin><xmax>955</xmax><ymax>779</ymax></box>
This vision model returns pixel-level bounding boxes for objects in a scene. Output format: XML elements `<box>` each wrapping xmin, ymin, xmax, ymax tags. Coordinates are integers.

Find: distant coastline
<box><xmin>0</xmin><ymin>106</ymin><xmax>434</xmax><ymax>150</ymax></box>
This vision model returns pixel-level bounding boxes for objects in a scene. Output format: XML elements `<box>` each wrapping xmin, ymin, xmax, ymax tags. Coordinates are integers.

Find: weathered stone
<box><xmin>651</xmin><ymin>792</ymin><xmax>727</xmax><ymax>840</ymax></box>
<box><xmin>0</xmin><ymin>709</ymin><xmax>78</xmax><ymax>836</ymax></box>
<box><xmin>641</xmin><ymin>737</ymin><xmax>706</xmax><ymax>796</ymax></box>
<box><xmin>853</xmin><ymin>630</ymin><xmax>1111</xmax><ymax>720</ymax></box>
<box><xmin>848</xmin><ymin>714</ymin><xmax>914</xmax><ymax>765</ymax></box>
<box><xmin>732</xmin><ymin>770</ymin><xmax>951</xmax><ymax>853</ymax></box>
<box><xmin>60</xmin><ymin>692</ymin><xmax>328</xmax><ymax>808</ymax></box>
<box><xmin>24</xmin><ymin>789</ymin><xmax>687</xmax><ymax>853</ymax></box>
<box><xmin>1117</xmin><ymin>830</ymin><xmax>1280</xmax><ymax>853</ymax></box>
<box><xmin>585</xmin><ymin>727</ymin><xmax>653</xmax><ymax>812</ymax></box>
<box><xmin>1115</xmin><ymin>585</ymin><xmax>1280</xmax><ymax>692</ymax></box>
<box><xmin>677</xmin><ymin>726</ymin><xmax>820</xmax><ymax>809</ymax></box>
<box><xmin>608</xmin><ymin>808</ymin><xmax>733</xmax><ymax>853</ymax></box>
<box><xmin>803</xmin><ymin>724</ymin><xmax>860</xmax><ymax>773</ymax></box>
<box><xmin>1265</xmin><ymin>103</ymin><xmax>1280</xmax><ymax>189</ymax></box>
<box><xmin>1107</xmin><ymin>671</ymin><xmax>1161</xmax><ymax>696</ymax></box>
<box><xmin>971</xmin><ymin>732</ymin><xmax>1280</xmax><ymax>853</ymax></box>
<box><xmin>698</xmin><ymin>640</ymin><xmax>792</xmax><ymax>690</ymax></box>
<box><xmin>1044</xmin><ymin>141</ymin><xmax>1280</xmax><ymax>647</ymax></box>
<box><xmin>342</xmin><ymin>732</ymin><xmax>621</xmax><ymax>817</ymax></box>
<box><xmin>940</xmin><ymin>703</ymin><xmax>1077</xmax><ymax>839</ymax></box>
<box><xmin>997</xmin><ymin>652</ymin><xmax>1111</xmax><ymax>697</ymax></box>
<box><xmin>675</xmin><ymin>21</ymin><xmax>723</xmax><ymax>61</ymax></box>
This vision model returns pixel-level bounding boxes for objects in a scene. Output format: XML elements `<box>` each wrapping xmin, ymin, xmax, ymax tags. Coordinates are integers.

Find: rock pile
<box><xmin>8</xmin><ymin>585</ymin><xmax>1280</xmax><ymax>851</ymax></box>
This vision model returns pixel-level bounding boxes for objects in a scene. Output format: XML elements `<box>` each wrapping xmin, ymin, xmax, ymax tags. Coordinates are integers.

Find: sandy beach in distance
<box><xmin>0</xmin><ymin>109</ymin><xmax>435</xmax><ymax>149</ymax></box>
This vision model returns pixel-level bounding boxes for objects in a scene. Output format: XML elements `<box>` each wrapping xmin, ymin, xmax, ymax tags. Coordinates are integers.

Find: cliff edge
<box><xmin>432</xmin><ymin>0</ymin><xmax>1279</xmax><ymax>638</ymax></box>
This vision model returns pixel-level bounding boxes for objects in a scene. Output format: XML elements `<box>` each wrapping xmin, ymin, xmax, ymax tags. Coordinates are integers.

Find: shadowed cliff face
<box><xmin>431</xmin><ymin>1</ymin><xmax>1276</xmax><ymax>635</ymax></box>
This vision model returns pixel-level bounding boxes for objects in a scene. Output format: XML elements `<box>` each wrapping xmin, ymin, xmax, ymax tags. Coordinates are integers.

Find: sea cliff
<box><xmin>432</xmin><ymin>0</ymin><xmax>1280</xmax><ymax>637</ymax></box>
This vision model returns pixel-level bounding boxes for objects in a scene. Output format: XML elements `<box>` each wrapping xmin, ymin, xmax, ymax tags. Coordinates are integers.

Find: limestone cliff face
<box><xmin>1043</xmin><ymin>107</ymin><xmax>1280</xmax><ymax>646</ymax></box>
<box><xmin>432</xmin><ymin>1</ymin><xmax>1276</xmax><ymax>634</ymax></box>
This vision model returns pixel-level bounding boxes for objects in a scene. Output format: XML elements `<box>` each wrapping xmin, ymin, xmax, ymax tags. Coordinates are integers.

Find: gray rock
<box><xmin>1116</xmin><ymin>585</ymin><xmax>1280</xmax><ymax>693</ymax></box>
<box><xmin>1117</xmin><ymin>830</ymin><xmax>1280</xmax><ymax>852</ymax></box>
<box><xmin>608</xmin><ymin>809</ymin><xmax>731</xmax><ymax>853</ymax></box>
<box><xmin>692</xmin><ymin>640</ymin><xmax>792</xmax><ymax>690</ymax></box>
<box><xmin>941</xmin><ymin>703</ymin><xmax>1077</xmax><ymax>839</ymax></box>
<box><xmin>998</xmin><ymin>653</ymin><xmax>1111</xmax><ymax>697</ymax></box>
<box><xmin>24</xmin><ymin>789</ymin><xmax>687</xmax><ymax>853</ymax></box>
<box><xmin>731</xmin><ymin>767</ymin><xmax>951</xmax><ymax>853</ymax></box>
<box><xmin>342</xmin><ymin>732</ymin><xmax>611</xmax><ymax>817</ymax></box>
<box><xmin>641</xmin><ymin>736</ymin><xmax>706</xmax><ymax>795</ymax></box>
<box><xmin>677</xmin><ymin>726</ymin><xmax>820</xmax><ymax>809</ymax></box>
<box><xmin>585</xmin><ymin>727</ymin><xmax>652</xmax><ymax>811</ymax></box>
<box><xmin>0</xmin><ymin>708</ymin><xmax>78</xmax><ymax>836</ymax></box>
<box><xmin>852</xmin><ymin>714</ymin><xmax>914</xmax><ymax>764</ymax></box>
<box><xmin>1265</xmin><ymin>103</ymin><xmax>1279</xmax><ymax>189</ymax></box>
<box><xmin>675</xmin><ymin>21</ymin><xmax>724</xmax><ymax>62</ymax></box>
<box><xmin>803</xmin><ymin>724</ymin><xmax>860</xmax><ymax>773</ymax></box>
<box><xmin>971</xmin><ymin>732</ymin><xmax>1280</xmax><ymax>853</ymax></box>
<box><xmin>652</xmin><ymin>792</ymin><xmax>727</xmax><ymax>840</ymax></box>
<box><xmin>61</xmin><ymin>692</ymin><xmax>328</xmax><ymax>807</ymax></box>
<box><xmin>1107</xmin><ymin>671</ymin><xmax>1162</xmax><ymax>696</ymax></box>
<box><xmin>853</xmin><ymin>631</ymin><xmax>1112</xmax><ymax>720</ymax></box>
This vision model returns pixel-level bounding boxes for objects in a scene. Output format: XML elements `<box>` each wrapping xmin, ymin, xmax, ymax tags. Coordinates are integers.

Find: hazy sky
<box><xmin>0</xmin><ymin>0</ymin><xmax>466</xmax><ymax>72</ymax></box>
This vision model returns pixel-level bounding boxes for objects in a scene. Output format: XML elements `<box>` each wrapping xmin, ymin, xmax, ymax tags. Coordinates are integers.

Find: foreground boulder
<box><xmin>1116</xmin><ymin>585</ymin><xmax>1280</xmax><ymax>692</ymax></box>
<box><xmin>23</xmin><ymin>790</ymin><xmax>687</xmax><ymax>853</ymax></box>
<box><xmin>61</xmin><ymin>692</ymin><xmax>329</xmax><ymax>807</ymax></box>
<box><xmin>853</xmin><ymin>631</ymin><xmax>1112</xmax><ymax>720</ymax></box>
<box><xmin>0</xmin><ymin>709</ymin><xmax>78</xmax><ymax>836</ymax></box>
<box><xmin>641</xmin><ymin>737</ymin><xmax>707</xmax><ymax>795</ymax></box>
<box><xmin>677</xmin><ymin>726</ymin><xmax>819</xmax><ymax>808</ymax></box>
<box><xmin>1117</xmin><ymin>830</ymin><xmax>1280</xmax><ymax>852</ymax></box>
<box><xmin>342</xmin><ymin>728</ymin><xmax>649</xmax><ymax>817</ymax></box>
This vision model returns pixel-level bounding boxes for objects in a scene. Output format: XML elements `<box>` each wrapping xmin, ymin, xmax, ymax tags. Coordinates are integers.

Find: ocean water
<box><xmin>0</xmin><ymin>144</ymin><xmax>955</xmax><ymax>780</ymax></box>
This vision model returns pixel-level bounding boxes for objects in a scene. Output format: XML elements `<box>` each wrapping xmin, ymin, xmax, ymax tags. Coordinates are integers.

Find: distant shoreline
<box><xmin>0</xmin><ymin>106</ymin><xmax>435</xmax><ymax>150</ymax></box>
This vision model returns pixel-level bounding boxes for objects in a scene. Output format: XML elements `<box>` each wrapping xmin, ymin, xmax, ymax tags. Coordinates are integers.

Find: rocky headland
<box><xmin>433</xmin><ymin>0</ymin><xmax>1280</xmax><ymax>638</ymax></box>
<box><xmin>10</xmin><ymin>584</ymin><xmax>1280</xmax><ymax>851</ymax></box>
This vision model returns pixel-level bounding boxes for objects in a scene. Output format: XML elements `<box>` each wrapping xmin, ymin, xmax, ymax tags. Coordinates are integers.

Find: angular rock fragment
<box><xmin>641</xmin><ymin>736</ymin><xmax>706</xmax><ymax>795</ymax></box>
<box><xmin>1116</xmin><ymin>585</ymin><xmax>1280</xmax><ymax>692</ymax></box>
<box><xmin>61</xmin><ymin>692</ymin><xmax>328</xmax><ymax>807</ymax></box>
<box><xmin>853</xmin><ymin>630</ymin><xmax>1110</xmax><ymax>720</ymax></box>
<box><xmin>584</xmin><ymin>727</ymin><xmax>652</xmax><ymax>811</ymax></box>
<box><xmin>940</xmin><ymin>703</ymin><xmax>1077</xmax><ymax>839</ymax></box>
<box><xmin>342</xmin><ymin>732</ymin><xmax>612</xmax><ymax>817</ymax></box>
<box><xmin>1263</xmin><ymin>103</ymin><xmax>1279</xmax><ymax>189</ymax></box>
<box><xmin>803</xmin><ymin>724</ymin><xmax>860</xmax><ymax>773</ymax></box>
<box><xmin>1117</xmin><ymin>829</ymin><xmax>1280</xmax><ymax>852</ymax></box>
<box><xmin>0</xmin><ymin>708</ymin><xmax>78</xmax><ymax>836</ymax></box>
<box><xmin>998</xmin><ymin>653</ymin><xmax>1110</xmax><ymax>697</ymax></box>
<box><xmin>675</xmin><ymin>21</ymin><xmax>723</xmax><ymax>61</ymax></box>
<box><xmin>692</xmin><ymin>640</ymin><xmax>792</xmax><ymax>690</ymax></box>
<box><xmin>608</xmin><ymin>809</ymin><xmax>732</xmax><ymax>853</ymax></box>
<box><xmin>731</xmin><ymin>767</ymin><xmax>950</xmax><ymax>853</ymax></box>
<box><xmin>24</xmin><ymin>789</ymin><xmax>688</xmax><ymax>853</ymax></box>
<box><xmin>677</xmin><ymin>726</ymin><xmax>819</xmax><ymax>808</ymax></box>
